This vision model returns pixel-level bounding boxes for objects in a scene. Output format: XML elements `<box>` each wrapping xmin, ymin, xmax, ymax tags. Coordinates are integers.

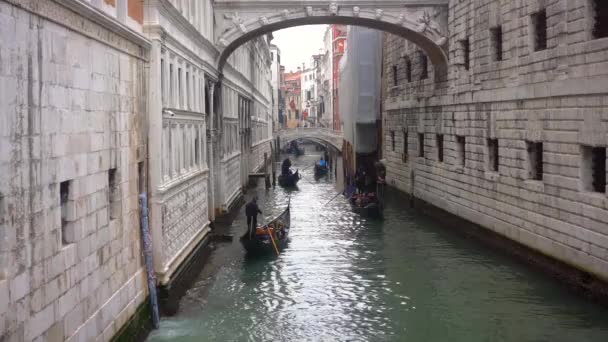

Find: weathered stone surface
<box><xmin>0</xmin><ymin>1</ymin><xmax>148</xmax><ymax>340</ymax></box>
<box><xmin>383</xmin><ymin>0</ymin><xmax>608</xmax><ymax>281</ymax></box>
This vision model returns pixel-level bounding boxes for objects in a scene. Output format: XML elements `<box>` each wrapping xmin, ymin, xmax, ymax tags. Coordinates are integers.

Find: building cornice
<box><xmin>52</xmin><ymin>0</ymin><xmax>151</xmax><ymax>48</ymax></box>
<box><xmin>5</xmin><ymin>0</ymin><xmax>150</xmax><ymax>59</ymax></box>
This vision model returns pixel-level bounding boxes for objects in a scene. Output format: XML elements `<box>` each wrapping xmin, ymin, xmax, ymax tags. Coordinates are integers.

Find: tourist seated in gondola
<box><xmin>318</xmin><ymin>157</ymin><xmax>327</xmax><ymax>168</ymax></box>
<box><xmin>245</xmin><ymin>197</ymin><xmax>262</xmax><ymax>239</ymax></box>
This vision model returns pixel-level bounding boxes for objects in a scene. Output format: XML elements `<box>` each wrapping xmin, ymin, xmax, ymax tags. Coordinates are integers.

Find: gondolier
<box><xmin>240</xmin><ymin>199</ymin><xmax>291</xmax><ymax>255</ymax></box>
<box><xmin>282</xmin><ymin>157</ymin><xmax>292</xmax><ymax>175</ymax></box>
<box><xmin>245</xmin><ymin>197</ymin><xmax>262</xmax><ymax>239</ymax></box>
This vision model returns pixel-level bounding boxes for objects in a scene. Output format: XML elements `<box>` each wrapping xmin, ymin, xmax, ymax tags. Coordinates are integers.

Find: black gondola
<box><xmin>349</xmin><ymin>193</ymin><xmax>383</xmax><ymax>218</ymax></box>
<box><xmin>278</xmin><ymin>170</ymin><xmax>300</xmax><ymax>187</ymax></box>
<box><xmin>293</xmin><ymin>146</ymin><xmax>304</xmax><ymax>156</ymax></box>
<box><xmin>314</xmin><ymin>164</ymin><xmax>328</xmax><ymax>177</ymax></box>
<box><xmin>240</xmin><ymin>203</ymin><xmax>291</xmax><ymax>255</ymax></box>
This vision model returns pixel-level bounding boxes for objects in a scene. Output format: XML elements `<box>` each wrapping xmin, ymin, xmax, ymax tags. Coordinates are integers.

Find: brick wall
<box><xmin>0</xmin><ymin>1</ymin><xmax>147</xmax><ymax>340</ymax></box>
<box><xmin>383</xmin><ymin>0</ymin><xmax>608</xmax><ymax>281</ymax></box>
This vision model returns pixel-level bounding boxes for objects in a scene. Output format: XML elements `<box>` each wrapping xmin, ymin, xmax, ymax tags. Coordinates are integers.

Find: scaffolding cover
<box><xmin>339</xmin><ymin>26</ymin><xmax>383</xmax><ymax>153</ymax></box>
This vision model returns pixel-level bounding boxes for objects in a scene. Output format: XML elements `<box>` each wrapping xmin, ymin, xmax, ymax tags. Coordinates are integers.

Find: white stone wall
<box><xmin>250</xmin><ymin>139</ymin><xmax>273</xmax><ymax>175</ymax></box>
<box><xmin>0</xmin><ymin>0</ymin><xmax>148</xmax><ymax>340</ymax></box>
<box><xmin>221</xmin><ymin>154</ymin><xmax>242</xmax><ymax>210</ymax></box>
<box><xmin>383</xmin><ymin>0</ymin><xmax>608</xmax><ymax>281</ymax></box>
<box><xmin>144</xmin><ymin>0</ymin><xmax>215</xmax><ymax>284</ymax></box>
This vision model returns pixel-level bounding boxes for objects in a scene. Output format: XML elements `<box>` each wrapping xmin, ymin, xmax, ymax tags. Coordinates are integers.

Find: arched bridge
<box><xmin>214</xmin><ymin>0</ymin><xmax>449</xmax><ymax>83</ymax></box>
<box><xmin>278</xmin><ymin>128</ymin><xmax>343</xmax><ymax>151</ymax></box>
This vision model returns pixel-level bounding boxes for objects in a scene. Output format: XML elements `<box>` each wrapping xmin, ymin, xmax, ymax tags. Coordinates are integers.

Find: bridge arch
<box><xmin>277</xmin><ymin>128</ymin><xmax>344</xmax><ymax>151</ymax></box>
<box><xmin>215</xmin><ymin>4</ymin><xmax>448</xmax><ymax>83</ymax></box>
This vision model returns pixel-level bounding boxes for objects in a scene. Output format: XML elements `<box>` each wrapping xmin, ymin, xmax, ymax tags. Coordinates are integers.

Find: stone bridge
<box><xmin>277</xmin><ymin>128</ymin><xmax>344</xmax><ymax>151</ymax></box>
<box><xmin>214</xmin><ymin>0</ymin><xmax>449</xmax><ymax>82</ymax></box>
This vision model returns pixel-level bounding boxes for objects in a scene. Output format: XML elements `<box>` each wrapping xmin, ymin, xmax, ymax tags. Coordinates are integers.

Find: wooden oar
<box><xmin>323</xmin><ymin>190</ymin><xmax>344</xmax><ymax>206</ymax></box>
<box><xmin>263</xmin><ymin>216</ymin><xmax>280</xmax><ymax>256</ymax></box>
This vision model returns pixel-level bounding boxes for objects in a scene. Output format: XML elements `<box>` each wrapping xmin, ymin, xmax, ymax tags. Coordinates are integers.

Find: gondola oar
<box><xmin>263</xmin><ymin>216</ymin><xmax>280</xmax><ymax>255</ymax></box>
<box><xmin>301</xmin><ymin>162</ymin><xmax>316</xmax><ymax>172</ymax></box>
<box><xmin>323</xmin><ymin>190</ymin><xmax>344</xmax><ymax>207</ymax></box>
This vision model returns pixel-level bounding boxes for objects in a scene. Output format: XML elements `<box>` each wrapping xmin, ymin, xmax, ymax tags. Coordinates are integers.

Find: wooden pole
<box><xmin>264</xmin><ymin>152</ymin><xmax>270</xmax><ymax>188</ymax></box>
<box><xmin>263</xmin><ymin>217</ymin><xmax>279</xmax><ymax>255</ymax></box>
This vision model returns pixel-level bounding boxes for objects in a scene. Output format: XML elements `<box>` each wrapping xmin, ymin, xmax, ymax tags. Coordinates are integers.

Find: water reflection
<box><xmin>148</xmin><ymin>148</ymin><xmax>608</xmax><ymax>342</ymax></box>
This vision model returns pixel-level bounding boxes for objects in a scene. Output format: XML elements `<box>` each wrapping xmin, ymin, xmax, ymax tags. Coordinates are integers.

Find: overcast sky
<box><xmin>272</xmin><ymin>25</ymin><xmax>327</xmax><ymax>72</ymax></box>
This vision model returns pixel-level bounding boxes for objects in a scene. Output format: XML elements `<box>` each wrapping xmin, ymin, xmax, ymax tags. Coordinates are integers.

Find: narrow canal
<box><xmin>148</xmin><ymin>147</ymin><xmax>608</xmax><ymax>342</ymax></box>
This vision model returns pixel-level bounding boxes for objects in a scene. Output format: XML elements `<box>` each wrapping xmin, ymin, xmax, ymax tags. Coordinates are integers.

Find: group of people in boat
<box><xmin>348</xmin><ymin>160</ymin><xmax>386</xmax><ymax>210</ymax></box>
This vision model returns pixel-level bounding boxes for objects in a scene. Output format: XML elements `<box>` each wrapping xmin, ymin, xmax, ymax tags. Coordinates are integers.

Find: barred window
<box><xmin>532</xmin><ymin>10</ymin><xmax>548</xmax><ymax>51</ymax></box>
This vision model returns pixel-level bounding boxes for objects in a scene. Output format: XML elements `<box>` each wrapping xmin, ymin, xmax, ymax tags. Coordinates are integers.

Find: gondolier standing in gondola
<box><xmin>245</xmin><ymin>197</ymin><xmax>262</xmax><ymax>239</ymax></box>
<box><xmin>281</xmin><ymin>157</ymin><xmax>292</xmax><ymax>176</ymax></box>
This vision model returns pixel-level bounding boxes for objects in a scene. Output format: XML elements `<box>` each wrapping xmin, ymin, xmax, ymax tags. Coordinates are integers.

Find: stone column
<box><xmin>207</xmin><ymin>80</ymin><xmax>216</xmax><ymax>221</ymax></box>
<box><xmin>147</xmin><ymin>39</ymin><xmax>165</xmax><ymax>272</ymax></box>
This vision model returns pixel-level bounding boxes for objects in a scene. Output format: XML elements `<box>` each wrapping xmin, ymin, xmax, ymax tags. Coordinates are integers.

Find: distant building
<box><xmin>270</xmin><ymin>44</ymin><xmax>282</xmax><ymax>132</ymax></box>
<box><xmin>332</xmin><ymin>25</ymin><xmax>347</xmax><ymax>132</ymax></box>
<box><xmin>283</xmin><ymin>69</ymin><xmax>302</xmax><ymax>128</ymax></box>
<box><xmin>301</xmin><ymin>65</ymin><xmax>315</xmax><ymax>126</ymax></box>
<box><xmin>320</xmin><ymin>26</ymin><xmax>334</xmax><ymax>128</ymax></box>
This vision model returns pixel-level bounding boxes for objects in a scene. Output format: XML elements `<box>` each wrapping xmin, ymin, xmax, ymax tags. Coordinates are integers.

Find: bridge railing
<box><xmin>278</xmin><ymin>127</ymin><xmax>342</xmax><ymax>137</ymax></box>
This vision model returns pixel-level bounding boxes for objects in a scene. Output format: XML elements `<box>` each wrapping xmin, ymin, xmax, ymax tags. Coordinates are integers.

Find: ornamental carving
<box><xmin>415</xmin><ymin>10</ymin><xmax>441</xmax><ymax>36</ymax></box>
<box><xmin>282</xmin><ymin>9</ymin><xmax>290</xmax><ymax>19</ymax></box>
<box><xmin>398</xmin><ymin>13</ymin><xmax>406</xmax><ymax>25</ymax></box>
<box><xmin>375</xmin><ymin>9</ymin><xmax>383</xmax><ymax>20</ymax></box>
<box><xmin>259</xmin><ymin>16</ymin><xmax>269</xmax><ymax>25</ymax></box>
<box><xmin>329</xmin><ymin>3</ymin><xmax>338</xmax><ymax>16</ymax></box>
<box><xmin>353</xmin><ymin>6</ymin><xmax>360</xmax><ymax>17</ymax></box>
<box><xmin>306</xmin><ymin>6</ymin><xmax>313</xmax><ymax>16</ymax></box>
<box><xmin>225</xmin><ymin>12</ymin><xmax>247</xmax><ymax>33</ymax></box>
<box><xmin>218</xmin><ymin>38</ymin><xmax>229</xmax><ymax>47</ymax></box>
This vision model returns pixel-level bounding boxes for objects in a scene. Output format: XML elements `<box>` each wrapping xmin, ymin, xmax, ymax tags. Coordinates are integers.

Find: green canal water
<box><xmin>148</xmin><ymin>150</ymin><xmax>608</xmax><ymax>342</ymax></box>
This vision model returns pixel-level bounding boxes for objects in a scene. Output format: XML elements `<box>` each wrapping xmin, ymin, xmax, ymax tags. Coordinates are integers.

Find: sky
<box><xmin>272</xmin><ymin>25</ymin><xmax>327</xmax><ymax>72</ymax></box>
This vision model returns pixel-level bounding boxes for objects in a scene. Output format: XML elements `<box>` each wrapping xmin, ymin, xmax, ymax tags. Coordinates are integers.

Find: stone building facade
<box><xmin>0</xmin><ymin>0</ymin><xmax>149</xmax><ymax>340</ymax></box>
<box><xmin>383</xmin><ymin>0</ymin><xmax>608</xmax><ymax>281</ymax></box>
<box><xmin>143</xmin><ymin>0</ymin><xmax>273</xmax><ymax>287</ymax></box>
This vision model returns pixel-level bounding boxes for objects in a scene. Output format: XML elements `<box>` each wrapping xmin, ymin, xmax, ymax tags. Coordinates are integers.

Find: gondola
<box><xmin>314</xmin><ymin>163</ymin><xmax>328</xmax><ymax>177</ymax></box>
<box><xmin>278</xmin><ymin>170</ymin><xmax>300</xmax><ymax>187</ymax></box>
<box><xmin>240</xmin><ymin>203</ymin><xmax>291</xmax><ymax>255</ymax></box>
<box><xmin>349</xmin><ymin>193</ymin><xmax>383</xmax><ymax>218</ymax></box>
<box><xmin>293</xmin><ymin>146</ymin><xmax>304</xmax><ymax>156</ymax></box>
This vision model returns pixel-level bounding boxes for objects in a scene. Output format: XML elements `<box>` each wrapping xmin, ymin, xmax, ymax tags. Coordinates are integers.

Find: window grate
<box><xmin>457</xmin><ymin>136</ymin><xmax>466</xmax><ymax>167</ymax></box>
<box><xmin>583</xmin><ymin>146</ymin><xmax>606</xmax><ymax>193</ymax></box>
<box><xmin>60</xmin><ymin>180</ymin><xmax>73</xmax><ymax>245</ymax></box>
<box><xmin>490</xmin><ymin>26</ymin><xmax>503</xmax><ymax>61</ymax></box>
<box><xmin>437</xmin><ymin>134</ymin><xmax>444</xmax><ymax>162</ymax></box>
<box><xmin>488</xmin><ymin>139</ymin><xmax>499</xmax><ymax>172</ymax></box>
<box><xmin>461</xmin><ymin>39</ymin><xmax>470</xmax><ymax>70</ymax></box>
<box><xmin>403</xmin><ymin>129</ymin><xmax>408</xmax><ymax>163</ymax></box>
<box><xmin>420</xmin><ymin>52</ymin><xmax>428</xmax><ymax>80</ymax></box>
<box><xmin>406</xmin><ymin>59</ymin><xmax>412</xmax><ymax>82</ymax></box>
<box><xmin>418</xmin><ymin>133</ymin><xmax>425</xmax><ymax>157</ymax></box>
<box><xmin>527</xmin><ymin>142</ymin><xmax>543</xmax><ymax>180</ymax></box>
<box><xmin>108</xmin><ymin>169</ymin><xmax>118</xmax><ymax>220</ymax></box>
<box><xmin>533</xmin><ymin>10</ymin><xmax>548</xmax><ymax>51</ymax></box>
<box><xmin>392</xmin><ymin>65</ymin><xmax>398</xmax><ymax>86</ymax></box>
<box><xmin>593</xmin><ymin>0</ymin><xmax>608</xmax><ymax>39</ymax></box>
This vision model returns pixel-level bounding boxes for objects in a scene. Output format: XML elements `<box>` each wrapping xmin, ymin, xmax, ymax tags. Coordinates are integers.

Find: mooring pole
<box><xmin>264</xmin><ymin>152</ymin><xmax>271</xmax><ymax>188</ymax></box>
<box><xmin>139</xmin><ymin>193</ymin><xmax>160</xmax><ymax>329</ymax></box>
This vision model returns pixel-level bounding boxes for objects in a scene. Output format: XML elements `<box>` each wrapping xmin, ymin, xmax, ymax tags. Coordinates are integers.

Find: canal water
<box><xmin>148</xmin><ymin>147</ymin><xmax>608</xmax><ymax>342</ymax></box>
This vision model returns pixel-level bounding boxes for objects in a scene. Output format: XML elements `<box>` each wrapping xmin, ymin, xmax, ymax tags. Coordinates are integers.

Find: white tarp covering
<box><xmin>339</xmin><ymin>26</ymin><xmax>383</xmax><ymax>154</ymax></box>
